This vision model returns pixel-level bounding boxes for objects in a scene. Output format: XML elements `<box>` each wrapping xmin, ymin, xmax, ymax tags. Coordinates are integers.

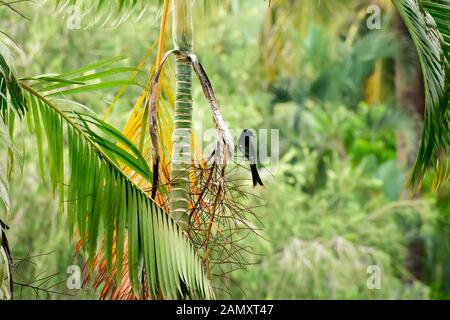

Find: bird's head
<box><xmin>242</xmin><ymin>129</ymin><xmax>255</xmax><ymax>138</ymax></box>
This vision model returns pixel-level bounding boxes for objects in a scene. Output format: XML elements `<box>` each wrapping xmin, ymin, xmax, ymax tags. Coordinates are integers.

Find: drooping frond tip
<box><xmin>393</xmin><ymin>0</ymin><xmax>450</xmax><ymax>190</ymax></box>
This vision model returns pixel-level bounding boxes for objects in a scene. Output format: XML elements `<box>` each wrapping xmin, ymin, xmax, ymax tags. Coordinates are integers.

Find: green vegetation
<box><xmin>0</xmin><ymin>0</ymin><xmax>449</xmax><ymax>300</ymax></box>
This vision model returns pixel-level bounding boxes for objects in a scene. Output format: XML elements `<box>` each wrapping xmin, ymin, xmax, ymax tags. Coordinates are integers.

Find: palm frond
<box><xmin>90</xmin><ymin>1</ymin><xmax>179</xmax><ymax>297</ymax></box>
<box><xmin>53</xmin><ymin>0</ymin><xmax>162</xmax><ymax>29</ymax></box>
<box><xmin>0</xmin><ymin>168</ymin><xmax>10</xmax><ymax>217</ymax></box>
<box><xmin>113</xmin><ymin>1</ymin><xmax>254</xmax><ymax>298</ymax></box>
<box><xmin>55</xmin><ymin>0</ymin><xmax>161</xmax><ymax>11</ymax></box>
<box><xmin>119</xmin><ymin>46</ymin><xmax>176</xmax><ymax>207</ymax></box>
<box><xmin>422</xmin><ymin>0</ymin><xmax>450</xmax><ymax>57</ymax></box>
<box><xmin>23</xmin><ymin>55</ymin><xmax>143</xmax><ymax>97</ymax></box>
<box><xmin>0</xmin><ymin>220</ymin><xmax>12</xmax><ymax>300</ymax></box>
<box><xmin>393</xmin><ymin>0</ymin><xmax>450</xmax><ymax>190</ymax></box>
<box><xmin>0</xmin><ymin>50</ymin><xmax>214</xmax><ymax>299</ymax></box>
<box><xmin>0</xmin><ymin>114</ymin><xmax>16</xmax><ymax>219</ymax></box>
<box><xmin>0</xmin><ymin>53</ymin><xmax>26</xmax><ymax>119</ymax></box>
<box><xmin>30</xmin><ymin>85</ymin><xmax>213</xmax><ymax>299</ymax></box>
<box><xmin>0</xmin><ymin>0</ymin><xmax>31</xmax><ymax>20</ymax></box>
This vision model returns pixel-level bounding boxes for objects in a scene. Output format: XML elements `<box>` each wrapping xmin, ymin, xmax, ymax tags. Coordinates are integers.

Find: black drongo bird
<box><xmin>238</xmin><ymin>129</ymin><xmax>263</xmax><ymax>187</ymax></box>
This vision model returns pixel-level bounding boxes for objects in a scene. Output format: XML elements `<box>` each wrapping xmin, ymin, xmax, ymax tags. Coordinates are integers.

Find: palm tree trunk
<box><xmin>170</xmin><ymin>0</ymin><xmax>193</xmax><ymax>230</ymax></box>
<box><xmin>394</xmin><ymin>12</ymin><xmax>425</xmax><ymax>170</ymax></box>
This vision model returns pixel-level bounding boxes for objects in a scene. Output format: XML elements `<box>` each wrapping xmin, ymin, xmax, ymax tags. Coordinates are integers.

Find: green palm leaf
<box><xmin>422</xmin><ymin>0</ymin><xmax>450</xmax><ymax>56</ymax></box>
<box><xmin>0</xmin><ymin>51</ymin><xmax>214</xmax><ymax>299</ymax></box>
<box><xmin>30</xmin><ymin>85</ymin><xmax>213</xmax><ymax>299</ymax></box>
<box><xmin>0</xmin><ymin>241</ymin><xmax>12</xmax><ymax>300</ymax></box>
<box><xmin>393</xmin><ymin>0</ymin><xmax>450</xmax><ymax>190</ymax></box>
<box><xmin>55</xmin><ymin>0</ymin><xmax>159</xmax><ymax>11</ymax></box>
<box><xmin>0</xmin><ymin>220</ymin><xmax>12</xmax><ymax>300</ymax></box>
<box><xmin>0</xmin><ymin>179</ymin><xmax>9</xmax><ymax>216</ymax></box>
<box><xmin>53</xmin><ymin>0</ymin><xmax>163</xmax><ymax>28</ymax></box>
<box><xmin>23</xmin><ymin>56</ymin><xmax>143</xmax><ymax>97</ymax></box>
<box><xmin>0</xmin><ymin>54</ymin><xmax>26</xmax><ymax>119</ymax></box>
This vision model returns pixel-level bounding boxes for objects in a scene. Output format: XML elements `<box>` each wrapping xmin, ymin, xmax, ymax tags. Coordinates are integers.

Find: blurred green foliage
<box><xmin>223</xmin><ymin>103</ymin><xmax>436</xmax><ymax>299</ymax></box>
<box><xmin>0</xmin><ymin>0</ymin><xmax>448</xmax><ymax>299</ymax></box>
